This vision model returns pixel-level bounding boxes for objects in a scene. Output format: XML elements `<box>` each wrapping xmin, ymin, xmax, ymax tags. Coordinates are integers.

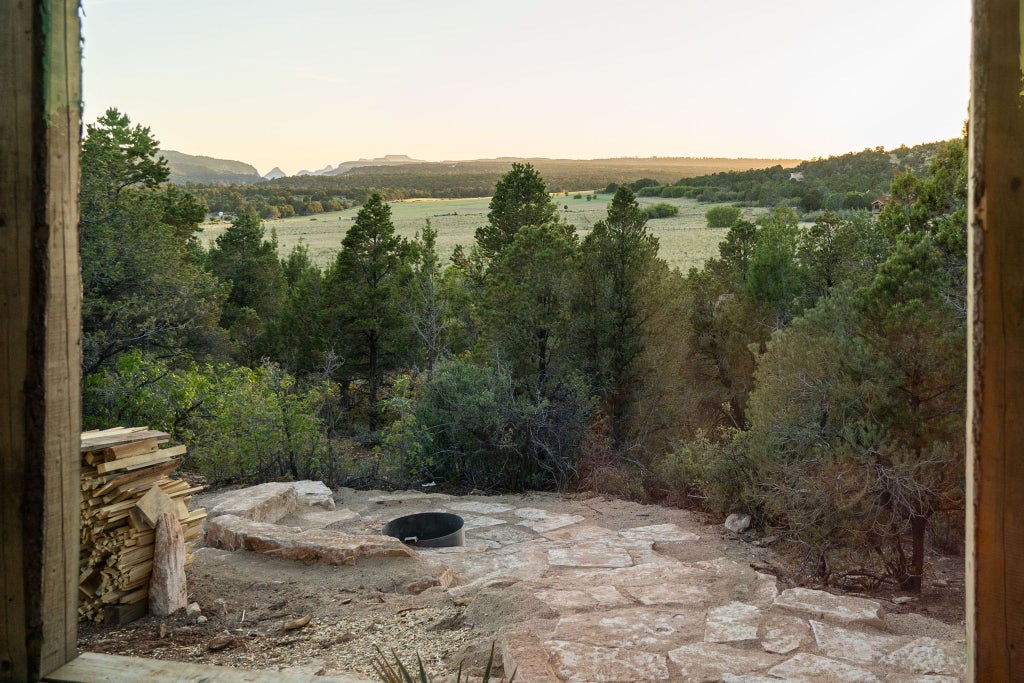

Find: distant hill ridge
<box><xmin>160</xmin><ymin>150</ymin><xmax>262</xmax><ymax>185</ymax></box>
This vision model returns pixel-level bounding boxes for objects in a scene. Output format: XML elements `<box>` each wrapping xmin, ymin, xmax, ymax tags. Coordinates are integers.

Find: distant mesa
<box><xmin>159</xmin><ymin>149</ymin><xmax>262</xmax><ymax>186</ymax></box>
<box><xmin>262</xmin><ymin>166</ymin><xmax>287</xmax><ymax>181</ymax></box>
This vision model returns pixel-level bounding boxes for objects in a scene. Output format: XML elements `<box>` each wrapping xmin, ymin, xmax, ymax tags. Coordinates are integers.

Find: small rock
<box><xmin>725</xmin><ymin>513</ymin><xmax>752</xmax><ymax>533</ymax></box>
<box><xmin>892</xmin><ymin>596</ymin><xmax>917</xmax><ymax>605</ymax></box>
<box><xmin>158</xmin><ymin>624</ymin><xmax>170</xmax><ymax>639</ymax></box>
<box><xmin>753</xmin><ymin>535</ymin><xmax>778</xmax><ymax>547</ymax></box>
<box><xmin>931</xmin><ymin>579</ymin><xmax>949</xmax><ymax>588</ymax></box>
<box><xmin>185</xmin><ymin>602</ymin><xmax>202</xmax><ymax>623</ymax></box>
<box><xmin>207</xmin><ymin>631</ymin><xmax>237</xmax><ymax>651</ymax></box>
<box><xmin>196</xmin><ymin>615</ymin><xmax>208</xmax><ymax>624</ymax></box>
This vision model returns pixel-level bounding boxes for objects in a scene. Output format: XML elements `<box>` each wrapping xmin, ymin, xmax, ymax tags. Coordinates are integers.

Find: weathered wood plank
<box><xmin>80</xmin><ymin>429</ymin><xmax>168</xmax><ymax>453</ymax></box>
<box><xmin>1</xmin><ymin>0</ymin><xmax>82</xmax><ymax>679</ymax></box>
<box><xmin>94</xmin><ymin>445</ymin><xmax>187</xmax><ymax>474</ymax></box>
<box><xmin>967</xmin><ymin>0</ymin><xmax>1024</xmax><ymax>679</ymax></box>
<box><xmin>43</xmin><ymin>652</ymin><xmax>367</xmax><ymax>683</ymax></box>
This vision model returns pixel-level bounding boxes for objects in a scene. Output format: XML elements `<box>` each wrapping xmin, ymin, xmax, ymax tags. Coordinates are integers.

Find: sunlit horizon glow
<box><xmin>81</xmin><ymin>0</ymin><xmax>970</xmax><ymax>177</ymax></box>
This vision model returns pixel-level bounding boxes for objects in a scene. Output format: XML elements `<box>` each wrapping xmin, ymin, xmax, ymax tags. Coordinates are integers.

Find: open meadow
<box><xmin>199</xmin><ymin>194</ymin><xmax>768</xmax><ymax>273</ymax></box>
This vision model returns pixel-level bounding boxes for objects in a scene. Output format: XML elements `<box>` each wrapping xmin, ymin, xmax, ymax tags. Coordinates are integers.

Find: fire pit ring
<box><xmin>383</xmin><ymin>512</ymin><xmax>465</xmax><ymax>548</ymax></box>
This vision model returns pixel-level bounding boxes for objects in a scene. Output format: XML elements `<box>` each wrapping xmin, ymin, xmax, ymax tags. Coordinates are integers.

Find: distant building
<box><xmin>871</xmin><ymin>194</ymin><xmax>892</xmax><ymax>212</ymax></box>
<box><xmin>789</xmin><ymin>172</ymin><xmax>804</xmax><ymax>181</ymax></box>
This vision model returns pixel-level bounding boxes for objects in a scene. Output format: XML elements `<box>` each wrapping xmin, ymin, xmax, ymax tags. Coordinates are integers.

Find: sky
<box><xmin>81</xmin><ymin>0</ymin><xmax>971</xmax><ymax>177</ymax></box>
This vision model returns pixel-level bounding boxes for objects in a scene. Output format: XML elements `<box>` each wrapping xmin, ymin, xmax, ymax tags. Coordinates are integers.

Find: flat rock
<box><xmin>617</xmin><ymin>523</ymin><xmax>700</xmax><ymax>543</ymax></box>
<box><xmin>759</xmin><ymin>614</ymin><xmax>812</xmax><ymax>654</ymax></box>
<box><xmin>554</xmin><ymin>607</ymin><xmax>704</xmax><ymax>651</ymax></box>
<box><xmin>668</xmin><ymin>642</ymin><xmax>781</xmax><ymax>680</ymax></box>
<box><xmin>473</xmin><ymin>525</ymin><xmax>535</xmax><ymax>548</ymax></box>
<box><xmin>768</xmin><ymin>653</ymin><xmax>881</xmax><ymax>683</ymax></box>
<box><xmin>291</xmin><ymin>480</ymin><xmax>335</xmax><ymax>510</ymax></box>
<box><xmin>773</xmin><ymin>587</ymin><xmax>883</xmax><ymax>627</ymax></box>
<box><xmin>705</xmin><ymin>601</ymin><xmax>761</xmax><ymax>643</ymax></box>
<box><xmin>884</xmin><ymin>675</ymin><xmax>959</xmax><ymax>682</ymax></box>
<box><xmin>548</xmin><ymin>541</ymin><xmax>634</xmax><ymax>568</ymax></box>
<box><xmin>543</xmin><ymin>524</ymin><xmax>621</xmax><ymax>542</ymax></box>
<box><xmin>448</xmin><ymin>501</ymin><xmax>515</xmax><ymax>515</ymax></box>
<box><xmin>751</xmin><ymin>572</ymin><xmax>779</xmax><ymax>605</ymax></box>
<box><xmin>514</xmin><ymin>508</ymin><xmax>585</xmax><ymax>533</ymax></box>
<box><xmin>544</xmin><ymin>640</ymin><xmax>669</xmax><ymax>681</ymax></box>
<box><xmin>532</xmin><ymin>586</ymin><xmax>631</xmax><ymax>613</ymax></box>
<box><xmin>558</xmin><ymin>561</ymin><xmax>710</xmax><ymax>588</ymax></box>
<box><xmin>208</xmin><ymin>482</ymin><xmax>297</xmax><ymax>523</ymax></box>
<box><xmin>623</xmin><ymin>583</ymin><xmax>712</xmax><ymax>607</ymax></box>
<box><xmin>879</xmin><ymin>637</ymin><xmax>966</xmax><ymax>677</ymax></box>
<box><xmin>205</xmin><ymin>514</ymin><xmax>415</xmax><ymax>564</ymax></box>
<box><xmin>810</xmin><ymin>620</ymin><xmax>905</xmax><ymax>665</ymax></box>
<box><xmin>461</xmin><ymin>514</ymin><xmax>506</xmax><ymax>530</ymax></box>
<box><xmin>501</xmin><ymin>631</ymin><xmax>558</xmax><ymax>683</ymax></box>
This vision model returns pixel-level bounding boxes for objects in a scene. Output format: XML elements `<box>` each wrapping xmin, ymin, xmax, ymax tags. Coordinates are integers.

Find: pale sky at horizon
<box><xmin>81</xmin><ymin>0</ymin><xmax>971</xmax><ymax>177</ymax></box>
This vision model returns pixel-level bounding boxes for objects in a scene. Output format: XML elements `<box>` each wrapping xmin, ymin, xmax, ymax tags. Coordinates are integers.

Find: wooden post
<box><xmin>967</xmin><ymin>0</ymin><xmax>1024</xmax><ymax>679</ymax></box>
<box><xmin>0</xmin><ymin>0</ymin><xmax>82</xmax><ymax>680</ymax></box>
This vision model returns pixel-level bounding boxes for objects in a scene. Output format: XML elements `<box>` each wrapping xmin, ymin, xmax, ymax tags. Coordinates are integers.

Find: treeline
<box><xmin>633</xmin><ymin>141</ymin><xmax>947</xmax><ymax>214</ymax></box>
<box><xmin>82</xmin><ymin>108</ymin><xmax>965</xmax><ymax>591</ymax></box>
<box><xmin>185</xmin><ymin>156</ymin><xmax>798</xmax><ymax>220</ymax></box>
<box><xmin>193</xmin><ymin>184</ymin><xmax>355</xmax><ymax>219</ymax></box>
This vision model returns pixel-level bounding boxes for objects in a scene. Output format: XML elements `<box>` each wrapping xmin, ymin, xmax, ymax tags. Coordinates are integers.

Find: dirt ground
<box><xmin>77</xmin><ymin>488</ymin><xmax>965</xmax><ymax>680</ymax></box>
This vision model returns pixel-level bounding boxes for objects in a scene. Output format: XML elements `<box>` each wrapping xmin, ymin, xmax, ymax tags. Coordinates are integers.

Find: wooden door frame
<box><xmin>2</xmin><ymin>0</ymin><xmax>1023</xmax><ymax>680</ymax></box>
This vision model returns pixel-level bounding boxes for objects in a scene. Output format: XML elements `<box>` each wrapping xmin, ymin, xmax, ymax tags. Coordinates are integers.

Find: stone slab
<box><xmin>618</xmin><ymin>523</ymin><xmax>700</xmax><ymax>543</ymax></box>
<box><xmin>532</xmin><ymin>585</ymin><xmax>631</xmax><ymax>613</ymax></box>
<box><xmin>548</xmin><ymin>541</ymin><xmax>634</xmax><ymax>568</ymax></box>
<box><xmin>501</xmin><ymin>631</ymin><xmax>558</xmax><ymax>683</ymax></box>
<box><xmin>544</xmin><ymin>640</ymin><xmax>669</xmax><ymax>682</ymax></box>
<box><xmin>292</xmin><ymin>480</ymin><xmax>335</xmax><ymax>510</ymax></box>
<box><xmin>705</xmin><ymin>601</ymin><xmax>762</xmax><ymax>643</ymax></box>
<box><xmin>667</xmin><ymin>643</ymin><xmax>781</xmax><ymax>680</ymax></box>
<box><xmin>810</xmin><ymin>620</ymin><xmax>905</xmax><ymax>665</ymax></box>
<box><xmin>879</xmin><ymin>637</ymin><xmax>966</xmax><ymax>677</ymax></box>
<box><xmin>623</xmin><ymin>583</ymin><xmax>712</xmax><ymax>608</ymax></box>
<box><xmin>208</xmin><ymin>482</ymin><xmax>297</xmax><ymax>523</ymax></box>
<box><xmin>773</xmin><ymin>587</ymin><xmax>884</xmax><ymax>627</ymax></box>
<box><xmin>759</xmin><ymin>614</ymin><xmax>812</xmax><ymax>655</ymax></box>
<box><xmin>768</xmin><ymin>653</ymin><xmax>881</xmax><ymax>682</ymax></box>
<box><xmin>461</xmin><ymin>514</ymin><xmax>506</xmax><ymax>530</ymax></box>
<box><xmin>448</xmin><ymin>501</ymin><xmax>515</xmax><ymax>515</ymax></box>
<box><xmin>514</xmin><ymin>508</ymin><xmax>585</xmax><ymax>533</ymax></box>
<box><xmin>554</xmin><ymin>607</ymin><xmax>704</xmax><ymax>651</ymax></box>
<box><xmin>205</xmin><ymin>514</ymin><xmax>415</xmax><ymax>565</ymax></box>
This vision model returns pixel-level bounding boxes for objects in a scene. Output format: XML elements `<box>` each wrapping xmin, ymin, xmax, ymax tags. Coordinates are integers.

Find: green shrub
<box><xmin>704</xmin><ymin>205</ymin><xmax>743</xmax><ymax>228</ymax></box>
<box><xmin>379</xmin><ymin>358</ymin><xmax>592</xmax><ymax>491</ymax></box>
<box><xmin>643</xmin><ymin>203</ymin><xmax>680</xmax><ymax>219</ymax></box>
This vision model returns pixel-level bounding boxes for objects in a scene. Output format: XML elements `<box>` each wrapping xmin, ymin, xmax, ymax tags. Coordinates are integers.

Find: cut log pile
<box><xmin>79</xmin><ymin>426</ymin><xmax>206</xmax><ymax>623</ymax></box>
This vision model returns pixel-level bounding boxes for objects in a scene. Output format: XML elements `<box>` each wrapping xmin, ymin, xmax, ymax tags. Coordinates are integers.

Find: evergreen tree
<box><xmin>207</xmin><ymin>213</ymin><xmax>286</xmax><ymax>361</ymax></box>
<box><xmin>576</xmin><ymin>187</ymin><xmax>661</xmax><ymax>443</ymax></box>
<box><xmin>326</xmin><ymin>194</ymin><xmax>411</xmax><ymax>428</ymax></box>
<box><xmin>80</xmin><ymin>109</ymin><xmax>225</xmax><ymax>375</ymax></box>
<box><xmin>474</xmin><ymin>163</ymin><xmax>557</xmax><ymax>261</ymax></box>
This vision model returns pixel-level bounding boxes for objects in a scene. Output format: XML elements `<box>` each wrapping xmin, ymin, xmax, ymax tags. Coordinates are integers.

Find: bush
<box><xmin>643</xmin><ymin>203</ymin><xmax>680</xmax><ymax>219</ymax></box>
<box><xmin>705</xmin><ymin>205</ymin><xmax>743</xmax><ymax>228</ymax></box>
<box><xmin>379</xmin><ymin>358</ymin><xmax>593</xmax><ymax>491</ymax></box>
<box><xmin>83</xmin><ymin>350</ymin><xmax>343</xmax><ymax>485</ymax></box>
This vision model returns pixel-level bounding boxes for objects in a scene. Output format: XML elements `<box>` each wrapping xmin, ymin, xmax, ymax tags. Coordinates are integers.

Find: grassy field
<box><xmin>199</xmin><ymin>194</ymin><xmax>768</xmax><ymax>273</ymax></box>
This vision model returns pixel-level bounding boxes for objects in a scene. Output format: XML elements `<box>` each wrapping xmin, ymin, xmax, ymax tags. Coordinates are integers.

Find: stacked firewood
<box><xmin>78</xmin><ymin>427</ymin><xmax>206</xmax><ymax>624</ymax></box>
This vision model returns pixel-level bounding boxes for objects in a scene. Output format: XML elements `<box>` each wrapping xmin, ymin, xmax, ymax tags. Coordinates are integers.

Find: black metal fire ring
<box><xmin>383</xmin><ymin>511</ymin><xmax>465</xmax><ymax>548</ymax></box>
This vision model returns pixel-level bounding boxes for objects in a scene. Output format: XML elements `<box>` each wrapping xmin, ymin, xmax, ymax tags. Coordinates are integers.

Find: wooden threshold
<box><xmin>43</xmin><ymin>652</ymin><xmax>370</xmax><ymax>683</ymax></box>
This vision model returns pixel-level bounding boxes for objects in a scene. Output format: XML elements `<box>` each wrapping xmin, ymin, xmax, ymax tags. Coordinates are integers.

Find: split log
<box><xmin>149</xmin><ymin>512</ymin><xmax>186</xmax><ymax>617</ymax></box>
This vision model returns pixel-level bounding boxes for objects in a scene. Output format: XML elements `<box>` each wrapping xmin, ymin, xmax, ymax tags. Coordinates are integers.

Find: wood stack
<box><xmin>78</xmin><ymin>426</ymin><xmax>206</xmax><ymax>624</ymax></box>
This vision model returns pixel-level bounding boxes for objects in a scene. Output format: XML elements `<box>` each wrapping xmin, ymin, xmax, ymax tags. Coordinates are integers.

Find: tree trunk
<box><xmin>902</xmin><ymin>515</ymin><xmax>927</xmax><ymax>592</ymax></box>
